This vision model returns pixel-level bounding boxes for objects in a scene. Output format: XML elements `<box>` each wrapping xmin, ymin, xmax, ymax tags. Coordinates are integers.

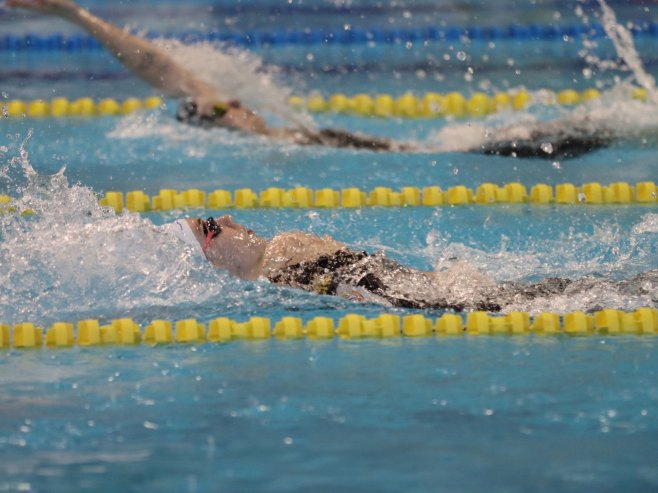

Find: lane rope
<box><xmin>1</xmin><ymin>20</ymin><xmax>656</xmax><ymax>52</ymax></box>
<box><xmin>2</xmin><ymin>308</ymin><xmax>657</xmax><ymax>350</ymax></box>
<box><xmin>2</xmin><ymin>182</ymin><xmax>655</xmax><ymax>215</ymax></box>
<box><xmin>1</xmin><ymin>96</ymin><xmax>162</xmax><ymax>118</ymax></box>
<box><xmin>292</xmin><ymin>87</ymin><xmax>649</xmax><ymax>117</ymax></box>
<box><xmin>1</xmin><ymin>87</ymin><xmax>652</xmax><ymax>119</ymax></box>
<box><xmin>88</xmin><ymin>182</ymin><xmax>656</xmax><ymax>211</ymax></box>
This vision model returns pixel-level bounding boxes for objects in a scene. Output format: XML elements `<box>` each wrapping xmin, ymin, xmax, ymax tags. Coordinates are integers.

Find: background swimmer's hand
<box><xmin>7</xmin><ymin>0</ymin><xmax>77</xmax><ymax>16</ymax></box>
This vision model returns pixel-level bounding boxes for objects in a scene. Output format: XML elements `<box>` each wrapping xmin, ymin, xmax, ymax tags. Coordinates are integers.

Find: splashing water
<box><xmin>0</xmin><ymin>133</ymin><xmax>655</xmax><ymax>322</ymax></box>
<box><xmin>1</xmin><ymin>131</ymin><xmax>39</xmax><ymax>193</ymax></box>
<box><xmin>430</xmin><ymin>96</ymin><xmax>658</xmax><ymax>153</ymax></box>
<box><xmin>423</xmin><ymin>216</ymin><xmax>658</xmax><ymax>314</ymax></box>
<box><xmin>430</xmin><ymin>215</ymin><xmax>657</xmax><ymax>282</ymax></box>
<box><xmin>431</xmin><ymin>0</ymin><xmax>658</xmax><ymax>153</ymax></box>
<box><xmin>0</xmin><ymin>134</ymin><xmax>281</xmax><ymax>325</ymax></box>
<box><xmin>593</xmin><ymin>0</ymin><xmax>658</xmax><ymax>103</ymax></box>
<box><xmin>154</xmin><ymin>39</ymin><xmax>316</xmax><ymax>129</ymax></box>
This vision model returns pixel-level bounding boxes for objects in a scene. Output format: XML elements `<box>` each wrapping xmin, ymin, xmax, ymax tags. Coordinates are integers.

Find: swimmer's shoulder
<box><xmin>270</xmin><ymin>231</ymin><xmax>344</xmax><ymax>255</ymax></box>
<box><xmin>262</xmin><ymin>231</ymin><xmax>345</xmax><ymax>274</ymax></box>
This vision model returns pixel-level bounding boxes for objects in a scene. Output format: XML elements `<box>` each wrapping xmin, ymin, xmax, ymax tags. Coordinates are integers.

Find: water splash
<box><xmin>1</xmin><ymin>131</ymin><xmax>655</xmax><ymax>323</ymax></box>
<box><xmin>0</xmin><ymin>135</ymin><xmax>276</xmax><ymax>325</ymax></box>
<box><xmin>154</xmin><ymin>39</ymin><xmax>316</xmax><ymax>129</ymax></box>
<box><xmin>589</xmin><ymin>0</ymin><xmax>657</xmax><ymax>103</ymax></box>
<box><xmin>1</xmin><ymin>130</ymin><xmax>39</xmax><ymax>193</ymax></box>
<box><xmin>431</xmin><ymin>0</ymin><xmax>658</xmax><ymax>153</ymax></box>
<box><xmin>575</xmin><ymin>1</ymin><xmax>630</xmax><ymax>86</ymax></box>
<box><xmin>425</xmin><ymin>212</ymin><xmax>658</xmax><ymax>314</ymax></box>
<box><xmin>430</xmin><ymin>96</ymin><xmax>658</xmax><ymax>153</ymax></box>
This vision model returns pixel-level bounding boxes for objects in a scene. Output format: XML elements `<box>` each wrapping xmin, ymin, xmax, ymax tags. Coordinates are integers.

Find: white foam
<box><xmin>152</xmin><ymin>39</ymin><xmax>315</xmax><ymax>129</ymax></box>
<box><xmin>431</xmin><ymin>0</ymin><xmax>658</xmax><ymax>154</ymax></box>
<box><xmin>631</xmin><ymin>213</ymin><xmax>658</xmax><ymax>235</ymax></box>
<box><xmin>429</xmin><ymin>92</ymin><xmax>658</xmax><ymax>153</ymax></box>
<box><xmin>596</xmin><ymin>0</ymin><xmax>658</xmax><ymax>102</ymax></box>
<box><xmin>422</xmin><ymin>210</ymin><xmax>658</xmax><ymax>314</ymax></box>
<box><xmin>0</xmin><ymin>135</ymin><xmax>252</xmax><ymax>323</ymax></box>
<box><xmin>159</xmin><ymin>219</ymin><xmax>204</xmax><ymax>257</ymax></box>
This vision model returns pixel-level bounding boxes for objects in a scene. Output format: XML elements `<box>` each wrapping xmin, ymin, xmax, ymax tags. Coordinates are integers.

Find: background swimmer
<box><xmin>9</xmin><ymin>0</ymin><xmax>657</xmax><ymax>159</ymax></box>
<box><xmin>7</xmin><ymin>0</ymin><xmax>419</xmax><ymax>152</ymax></box>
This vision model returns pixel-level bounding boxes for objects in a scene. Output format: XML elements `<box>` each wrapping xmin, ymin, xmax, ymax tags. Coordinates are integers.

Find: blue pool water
<box><xmin>1</xmin><ymin>0</ymin><xmax>658</xmax><ymax>491</ymax></box>
<box><xmin>2</xmin><ymin>338</ymin><xmax>658</xmax><ymax>493</ymax></box>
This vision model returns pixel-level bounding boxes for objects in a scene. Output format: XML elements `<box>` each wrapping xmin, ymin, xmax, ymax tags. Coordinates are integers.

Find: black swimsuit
<box><xmin>478</xmin><ymin>132</ymin><xmax>613</xmax><ymax>159</ymax></box>
<box><xmin>268</xmin><ymin>249</ymin><xmax>658</xmax><ymax>312</ymax></box>
<box><xmin>267</xmin><ymin>249</ymin><xmax>500</xmax><ymax>311</ymax></box>
<box><xmin>476</xmin><ymin>118</ymin><xmax>614</xmax><ymax>159</ymax></box>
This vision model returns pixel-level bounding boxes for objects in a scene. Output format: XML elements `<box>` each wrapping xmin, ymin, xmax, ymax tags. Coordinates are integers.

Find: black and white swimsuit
<box><xmin>267</xmin><ymin>248</ymin><xmax>658</xmax><ymax>312</ymax></box>
<box><xmin>476</xmin><ymin>116</ymin><xmax>614</xmax><ymax>159</ymax></box>
<box><xmin>267</xmin><ymin>249</ymin><xmax>499</xmax><ymax>311</ymax></box>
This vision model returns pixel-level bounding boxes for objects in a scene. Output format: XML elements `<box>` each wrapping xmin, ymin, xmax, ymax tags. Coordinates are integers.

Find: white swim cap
<box><xmin>160</xmin><ymin>219</ymin><xmax>204</xmax><ymax>256</ymax></box>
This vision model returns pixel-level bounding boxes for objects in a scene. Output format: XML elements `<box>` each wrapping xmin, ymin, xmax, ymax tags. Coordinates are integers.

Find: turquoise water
<box><xmin>1</xmin><ymin>0</ymin><xmax>658</xmax><ymax>491</ymax></box>
<box><xmin>1</xmin><ymin>337</ymin><xmax>658</xmax><ymax>493</ymax></box>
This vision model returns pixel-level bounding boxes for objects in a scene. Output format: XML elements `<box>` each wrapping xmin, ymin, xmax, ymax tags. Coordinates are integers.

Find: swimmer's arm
<box><xmin>7</xmin><ymin>0</ymin><xmax>219</xmax><ymax>102</ymax></box>
<box><xmin>266</xmin><ymin>127</ymin><xmax>420</xmax><ymax>152</ymax></box>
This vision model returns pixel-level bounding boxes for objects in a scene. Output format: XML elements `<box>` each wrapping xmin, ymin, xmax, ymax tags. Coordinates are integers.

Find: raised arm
<box><xmin>8</xmin><ymin>0</ymin><xmax>272</xmax><ymax>133</ymax></box>
<box><xmin>8</xmin><ymin>0</ymin><xmax>219</xmax><ymax>102</ymax></box>
<box><xmin>7</xmin><ymin>0</ymin><xmax>422</xmax><ymax>146</ymax></box>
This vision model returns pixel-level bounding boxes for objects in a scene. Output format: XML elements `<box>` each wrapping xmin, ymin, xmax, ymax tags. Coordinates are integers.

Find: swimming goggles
<box><xmin>202</xmin><ymin>216</ymin><xmax>222</xmax><ymax>252</ymax></box>
<box><xmin>176</xmin><ymin>98</ymin><xmax>241</xmax><ymax>126</ymax></box>
<box><xmin>211</xmin><ymin>100</ymin><xmax>241</xmax><ymax>118</ymax></box>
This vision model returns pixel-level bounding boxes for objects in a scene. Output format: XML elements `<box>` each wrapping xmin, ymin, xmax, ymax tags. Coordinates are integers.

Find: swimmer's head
<box><xmin>186</xmin><ymin>216</ymin><xmax>267</xmax><ymax>280</ymax></box>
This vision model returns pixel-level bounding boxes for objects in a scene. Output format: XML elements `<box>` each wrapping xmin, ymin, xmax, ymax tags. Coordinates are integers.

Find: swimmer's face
<box><xmin>217</xmin><ymin>105</ymin><xmax>268</xmax><ymax>134</ymax></box>
<box><xmin>182</xmin><ymin>98</ymin><xmax>268</xmax><ymax>135</ymax></box>
<box><xmin>189</xmin><ymin>216</ymin><xmax>267</xmax><ymax>280</ymax></box>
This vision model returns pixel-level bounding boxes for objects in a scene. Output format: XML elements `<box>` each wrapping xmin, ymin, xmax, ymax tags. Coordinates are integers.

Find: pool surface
<box><xmin>1</xmin><ymin>0</ymin><xmax>658</xmax><ymax>491</ymax></box>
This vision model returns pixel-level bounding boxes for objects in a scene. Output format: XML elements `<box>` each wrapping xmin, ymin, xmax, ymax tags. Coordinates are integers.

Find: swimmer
<box><xmin>164</xmin><ymin>215</ymin><xmax>658</xmax><ymax>311</ymax></box>
<box><xmin>5</xmin><ymin>0</ymin><xmax>644</xmax><ymax>158</ymax></box>
<box><xmin>7</xmin><ymin>0</ymin><xmax>415</xmax><ymax>152</ymax></box>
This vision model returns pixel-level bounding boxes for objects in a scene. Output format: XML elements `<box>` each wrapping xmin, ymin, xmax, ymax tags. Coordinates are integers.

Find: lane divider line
<box><xmin>2</xmin><ymin>96</ymin><xmax>163</xmax><ymax>117</ymax></box>
<box><xmin>92</xmin><ymin>181</ymin><xmax>656</xmax><ymax>211</ymax></box>
<box><xmin>2</xmin><ymin>182</ymin><xmax>655</xmax><ymax>215</ymax></box>
<box><xmin>3</xmin><ymin>308</ymin><xmax>657</xmax><ymax>350</ymax></box>
<box><xmin>1</xmin><ymin>88</ymin><xmax>651</xmax><ymax>119</ymax></box>
<box><xmin>0</xmin><ymin>21</ymin><xmax>654</xmax><ymax>52</ymax></box>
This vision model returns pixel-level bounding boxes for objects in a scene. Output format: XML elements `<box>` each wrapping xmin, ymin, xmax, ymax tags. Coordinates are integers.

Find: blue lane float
<box><xmin>1</xmin><ymin>21</ymin><xmax>656</xmax><ymax>51</ymax></box>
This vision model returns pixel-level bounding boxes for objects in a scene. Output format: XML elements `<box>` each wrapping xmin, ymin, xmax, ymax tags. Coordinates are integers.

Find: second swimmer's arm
<box><xmin>9</xmin><ymin>0</ymin><xmax>219</xmax><ymax>101</ymax></box>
